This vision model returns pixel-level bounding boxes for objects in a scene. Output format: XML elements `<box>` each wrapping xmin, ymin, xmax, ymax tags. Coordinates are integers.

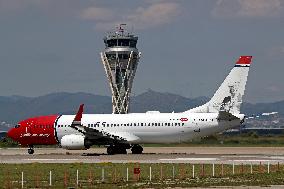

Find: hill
<box><xmin>0</xmin><ymin>90</ymin><xmax>283</xmax><ymax>131</ymax></box>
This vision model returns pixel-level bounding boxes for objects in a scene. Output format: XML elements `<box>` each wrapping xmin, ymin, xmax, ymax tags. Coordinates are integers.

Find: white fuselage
<box><xmin>56</xmin><ymin>112</ymin><xmax>243</xmax><ymax>144</ymax></box>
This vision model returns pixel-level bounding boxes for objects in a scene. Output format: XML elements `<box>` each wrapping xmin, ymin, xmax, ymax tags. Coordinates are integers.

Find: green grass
<box><xmin>0</xmin><ymin>137</ymin><xmax>18</xmax><ymax>148</ymax></box>
<box><xmin>1</xmin><ymin>163</ymin><xmax>284</xmax><ymax>188</ymax></box>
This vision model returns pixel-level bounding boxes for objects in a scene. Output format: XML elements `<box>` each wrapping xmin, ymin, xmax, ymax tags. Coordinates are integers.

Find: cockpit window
<box><xmin>14</xmin><ymin>124</ymin><xmax>20</xmax><ymax>128</ymax></box>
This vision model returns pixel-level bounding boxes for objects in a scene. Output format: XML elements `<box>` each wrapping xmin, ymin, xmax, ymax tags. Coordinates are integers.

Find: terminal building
<box><xmin>100</xmin><ymin>24</ymin><xmax>141</xmax><ymax>114</ymax></box>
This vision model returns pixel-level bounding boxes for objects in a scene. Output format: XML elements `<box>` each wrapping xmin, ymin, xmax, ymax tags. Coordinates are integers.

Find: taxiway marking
<box><xmin>23</xmin><ymin>159</ymin><xmax>84</xmax><ymax>161</ymax></box>
<box><xmin>159</xmin><ymin>158</ymin><xmax>219</xmax><ymax>161</ymax></box>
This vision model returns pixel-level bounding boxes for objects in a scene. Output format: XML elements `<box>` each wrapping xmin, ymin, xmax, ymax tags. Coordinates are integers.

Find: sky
<box><xmin>0</xmin><ymin>0</ymin><xmax>284</xmax><ymax>103</ymax></box>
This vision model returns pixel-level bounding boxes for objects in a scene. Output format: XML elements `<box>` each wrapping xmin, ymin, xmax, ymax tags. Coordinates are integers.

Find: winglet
<box><xmin>70</xmin><ymin>104</ymin><xmax>85</xmax><ymax>133</ymax></box>
<box><xmin>74</xmin><ymin>104</ymin><xmax>84</xmax><ymax>122</ymax></box>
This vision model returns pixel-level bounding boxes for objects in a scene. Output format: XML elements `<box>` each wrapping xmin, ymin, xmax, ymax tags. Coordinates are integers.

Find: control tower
<box><xmin>101</xmin><ymin>24</ymin><xmax>141</xmax><ymax>114</ymax></box>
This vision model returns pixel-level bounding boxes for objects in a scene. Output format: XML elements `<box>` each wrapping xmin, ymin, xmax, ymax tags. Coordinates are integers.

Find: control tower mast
<box><xmin>101</xmin><ymin>24</ymin><xmax>141</xmax><ymax>114</ymax></box>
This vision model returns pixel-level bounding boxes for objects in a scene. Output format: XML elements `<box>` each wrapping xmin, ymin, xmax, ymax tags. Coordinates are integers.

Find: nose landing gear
<box><xmin>28</xmin><ymin>145</ymin><xmax>34</xmax><ymax>154</ymax></box>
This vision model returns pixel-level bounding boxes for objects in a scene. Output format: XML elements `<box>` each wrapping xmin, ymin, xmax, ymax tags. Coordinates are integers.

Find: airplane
<box><xmin>7</xmin><ymin>56</ymin><xmax>252</xmax><ymax>155</ymax></box>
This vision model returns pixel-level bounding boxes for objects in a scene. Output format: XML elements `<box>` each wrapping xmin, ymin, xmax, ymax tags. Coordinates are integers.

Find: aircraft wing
<box><xmin>218</xmin><ymin>111</ymin><xmax>240</xmax><ymax>121</ymax></box>
<box><xmin>69</xmin><ymin>104</ymin><xmax>139</xmax><ymax>144</ymax></box>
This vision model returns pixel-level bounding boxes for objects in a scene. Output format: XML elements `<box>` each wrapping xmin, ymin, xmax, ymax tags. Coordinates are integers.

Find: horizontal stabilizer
<box><xmin>218</xmin><ymin>111</ymin><xmax>239</xmax><ymax>121</ymax></box>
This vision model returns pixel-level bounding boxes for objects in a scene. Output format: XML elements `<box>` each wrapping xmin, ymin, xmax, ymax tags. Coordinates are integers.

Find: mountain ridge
<box><xmin>0</xmin><ymin>90</ymin><xmax>283</xmax><ymax>130</ymax></box>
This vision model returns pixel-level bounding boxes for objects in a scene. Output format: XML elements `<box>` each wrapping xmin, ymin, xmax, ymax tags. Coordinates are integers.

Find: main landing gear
<box><xmin>28</xmin><ymin>145</ymin><xmax>34</xmax><ymax>154</ymax></box>
<box><xmin>131</xmin><ymin>144</ymin><xmax>143</xmax><ymax>154</ymax></box>
<box><xmin>107</xmin><ymin>145</ymin><xmax>127</xmax><ymax>155</ymax></box>
<box><xmin>106</xmin><ymin>144</ymin><xmax>143</xmax><ymax>155</ymax></box>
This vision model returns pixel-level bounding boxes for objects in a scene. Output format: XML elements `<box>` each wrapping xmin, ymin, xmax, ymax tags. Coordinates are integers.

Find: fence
<box><xmin>1</xmin><ymin>162</ymin><xmax>283</xmax><ymax>188</ymax></box>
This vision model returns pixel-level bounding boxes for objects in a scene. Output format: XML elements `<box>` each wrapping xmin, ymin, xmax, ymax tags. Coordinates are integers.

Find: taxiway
<box><xmin>1</xmin><ymin>147</ymin><xmax>284</xmax><ymax>164</ymax></box>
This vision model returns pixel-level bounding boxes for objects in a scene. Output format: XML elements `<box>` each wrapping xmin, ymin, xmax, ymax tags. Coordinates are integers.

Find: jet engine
<box><xmin>61</xmin><ymin>134</ymin><xmax>91</xmax><ymax>150</ymax></box>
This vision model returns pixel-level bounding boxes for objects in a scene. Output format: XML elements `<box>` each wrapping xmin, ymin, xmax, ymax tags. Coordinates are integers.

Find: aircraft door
<box><xmin>26</xmin><ymin>121</ymin><xmax>32</xmax><ymax>135</ymax></box>
<box><xmin>192</xmin><ymin>119</ymin><xmax>201</xmax><ymax>133</ymax></box>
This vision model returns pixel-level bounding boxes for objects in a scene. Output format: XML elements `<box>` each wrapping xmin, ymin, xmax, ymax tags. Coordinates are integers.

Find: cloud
<box><xmin>80</xmin><ymin>6</ymin><xmax>114</xmax><ymax>21</ymax></box>
<box><xmin>212</xmin><ymin>0</ymin><xmax>283</xmax><ymax>18</ymax></box>
<box><xmin>80</xmin><ymin>2</ymin><xmax>182</xmax><ymax>30</ymax></box>
<box><xmin>0</xmin><ymin>0</ymin><xmax>83</xmax><ymax>18</ymax></box>
<box><xmin>127</xmin><ymin>2</ymin><xmax>181</xmax><ymax>29</ymax></box>
<box><xmin>0</xmin><ymin>1</ymin><xmax>182</xmax><ymax>30</ymax></box>
<box><xmin>0</xmin><ymin>0</ymin><xmax>49</xmax><ymax>12</ymax></box>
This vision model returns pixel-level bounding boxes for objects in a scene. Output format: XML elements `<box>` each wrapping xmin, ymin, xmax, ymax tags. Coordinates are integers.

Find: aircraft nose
<box><xmin>7</xmin><ymin>129</ymin><xmax>13</xmax><ymax>138</ymax></box>
<box><xmin>7</xmin><ymin>128</ymin><xmax>15</xmax><ymax>140</ymax></box>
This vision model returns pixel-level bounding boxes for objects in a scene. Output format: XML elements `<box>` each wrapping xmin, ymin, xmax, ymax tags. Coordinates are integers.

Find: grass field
<box><xmin>1</xmin><ymin>163</ymin><xmax>284</xmax><ymax>188</ymax></box>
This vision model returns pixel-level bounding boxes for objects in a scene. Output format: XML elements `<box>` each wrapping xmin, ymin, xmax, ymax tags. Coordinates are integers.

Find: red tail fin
<box><xmin>236</xmin><ymin>56</ymin><xmax>252</xmax><ymax>65</ymax></box>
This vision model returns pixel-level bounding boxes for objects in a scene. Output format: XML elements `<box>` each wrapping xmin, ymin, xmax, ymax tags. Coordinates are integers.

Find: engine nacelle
<box><xmin>61</xmin><ymin>134</ymin><xmax>90</xmax><ymax>150</ymax></box>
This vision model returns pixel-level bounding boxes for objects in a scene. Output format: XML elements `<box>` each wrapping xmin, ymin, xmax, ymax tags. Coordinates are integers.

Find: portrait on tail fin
<box><xmin>220</xmin><ymin>96</ymin><xmax>232</xmax><ymax>112</ymax></box>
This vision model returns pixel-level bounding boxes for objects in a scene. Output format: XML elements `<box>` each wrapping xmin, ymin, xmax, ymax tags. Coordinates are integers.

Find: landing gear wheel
<box><xmin>28</xmin><ymin>148</ymin><xmax>34</xmax><ymax>154</ymax></box>
<box><xmin>117</xmin><ymin>148</ymin><xmax>127</xmax><ymax>154</ymax></box>
<box><xmin>131</xmin><ymin>145</ymin><xmax>143</xmax><ymax>154</ymax></box>
<box><xmin>107</xmin><ymin>145</ymin><xmax>128</xmax><ymax>155</ymax></box>
<box><xmin>107</xmin><ymin>146</ymin><xmax>115</xmax><ymax>155</ymax></box>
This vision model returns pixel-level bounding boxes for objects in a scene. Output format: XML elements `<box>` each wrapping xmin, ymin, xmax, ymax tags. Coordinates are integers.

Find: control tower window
<box><xmin>130</xmin><ymin>40</ymin><xmax>137</xmax><ymax>48</ymax></box>
<box><xmin>106</xmin><ymin>54</ymin><xmax>116</xmax><ymax>60</ymax></box>
<box><xmin>118</xmin><ymin>54</ymin><xmax>129</xmax><ymax>59</ymax></box>
<box><xmin>107</xmin><ymin>39</ymin><xmax>117</xmax><ymax>47</ymax></box>
<box><xmin>118</xmin><ymin>39</ymin><xmax>130</xmax><ymax>46</ymax></box>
